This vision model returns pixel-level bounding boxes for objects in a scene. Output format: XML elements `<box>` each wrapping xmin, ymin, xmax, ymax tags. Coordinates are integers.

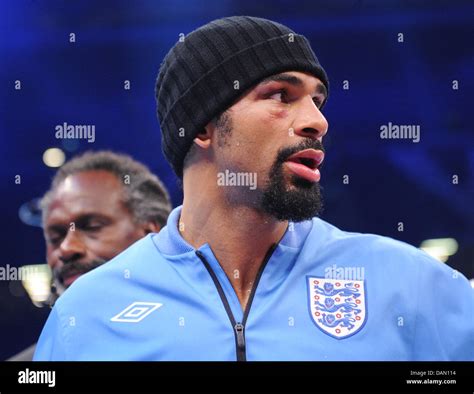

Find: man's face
<box><xmin>44</xmin><ymin>170</ymin><xmax>147</xmax><ymax>294</ymax></box>
<box><xmin>212</xmin><ymin>71</ymin><xmax>328</xmax><ymax>221</ymax></box>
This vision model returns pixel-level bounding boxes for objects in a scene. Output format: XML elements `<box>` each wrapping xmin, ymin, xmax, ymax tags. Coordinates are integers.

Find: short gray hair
<box><xmin>41</xmin><ymin>151</ymin><xmax>172</xmax><ymax>227</ymax></box>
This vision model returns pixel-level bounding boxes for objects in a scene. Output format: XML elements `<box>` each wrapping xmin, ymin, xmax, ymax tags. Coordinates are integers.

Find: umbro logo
<box><xmin>110</xmin><ymin>302</ymin><xmax>163</xmax><ymax>323</ymax></box>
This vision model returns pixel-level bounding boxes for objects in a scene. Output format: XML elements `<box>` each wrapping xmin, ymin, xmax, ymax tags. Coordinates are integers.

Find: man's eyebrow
<box><xmin>259</xmin><ymin>73</ymin><xmax>327</xmax><ymax>99</ymax></box>
<box><xmin>260</xmin><ymin>73</ymin><xmax>304</xmax><ymax>88</ymax></box>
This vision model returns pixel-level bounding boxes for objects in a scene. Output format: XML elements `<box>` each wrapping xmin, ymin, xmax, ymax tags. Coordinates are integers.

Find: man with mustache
<box><xmin>9</xmin><ymin>150</ymin><xmax>171</xmax><ymax>360</ymax></box>
<box><xmin>35</xmin><ymin>16</ymin><xmax>473</xmax><ymax>361</ymax></box>
<box><xmin>42</xmin><ymin>150</ymin><xmax>171</xmax><ymax>298</ymax></box>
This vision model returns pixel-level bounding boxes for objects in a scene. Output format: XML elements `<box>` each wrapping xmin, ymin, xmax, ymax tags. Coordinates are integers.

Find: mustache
<box><xmin>275</xmin><ymin>139</ymin><xmax>325</xmax><ymax>165</ymax></box>
<box><xmin>54</xmin><ymin>259</ymin><xmax>106</xmax><ymax>284</ymax></box>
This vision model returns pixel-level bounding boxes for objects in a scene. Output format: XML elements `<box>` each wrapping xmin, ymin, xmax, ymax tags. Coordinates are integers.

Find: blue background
<box><xmin>1</xmin><ymin>0</ymin><xmax>473</xmax><ymax>360</ymax></box>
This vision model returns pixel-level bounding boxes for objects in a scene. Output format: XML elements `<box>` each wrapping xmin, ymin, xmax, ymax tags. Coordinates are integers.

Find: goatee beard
<box><xmin>260</xmin><ymin>139</ymin><xmax>324</xmax><ymax>222</ymax></box>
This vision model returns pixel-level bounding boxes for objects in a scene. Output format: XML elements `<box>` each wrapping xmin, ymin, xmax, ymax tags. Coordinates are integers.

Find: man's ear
<box><xmin>193</xmin><ymin>121</ymin><xmax>215</xmax><ymax>149</ymax></box>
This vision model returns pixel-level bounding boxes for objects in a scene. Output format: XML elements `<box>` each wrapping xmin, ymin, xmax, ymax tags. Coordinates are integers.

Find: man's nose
<box><xmin>58</xmin><ymin>230</ymin><xmax>86</xmax><ymax>263</ymax></box>
<box><xmin>292</xmin><ymin>96</ymin><xmax>328</xmax><ymax>141</ymax></box>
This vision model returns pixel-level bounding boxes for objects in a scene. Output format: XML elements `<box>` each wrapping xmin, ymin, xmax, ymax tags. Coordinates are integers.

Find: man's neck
<box><xmin>179</xmin><ymin>193</ymin><xmax>287</xmax><ymax>310</ymax></box>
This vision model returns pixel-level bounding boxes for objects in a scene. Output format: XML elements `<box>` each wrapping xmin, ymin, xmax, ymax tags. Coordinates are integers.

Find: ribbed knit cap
<box><xmin>155</xmin><ymin>16</ymin><xmax>329</xmax><ymax>178</ymax></box>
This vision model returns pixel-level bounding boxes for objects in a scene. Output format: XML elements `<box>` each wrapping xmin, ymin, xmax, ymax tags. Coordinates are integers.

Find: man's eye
<box><xmin>84</xmin><ymin>224</ymin><xmax>103</xmax><ymax>231</ymax></box>
<box><xmin>48</xmin><ymin>235</ymin><xmax>63</xmax><ymax>246</ymax></box>
<box><xmin>268</xmin><ymin>90</ymin><xmax>288</xmax><ymax>103</ymax></box>
<box><xmin>313</xmin><ymin>97</ymin><xmax>323</xmax><ymax>108</ymax></box>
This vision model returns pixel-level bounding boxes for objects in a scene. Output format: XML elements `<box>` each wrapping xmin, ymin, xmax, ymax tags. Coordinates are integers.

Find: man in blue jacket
<box><xmin>34</xmin><ymin>16</ymin><xmax>473</xmax><ymax>361</ymax></box>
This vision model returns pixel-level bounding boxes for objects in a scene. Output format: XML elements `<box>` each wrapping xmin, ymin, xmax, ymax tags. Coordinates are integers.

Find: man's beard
<box><xmin>52</xmin><ymin>258</ymin><xmax>106</xmax><ymax>296</ymax></box>
<box><xmin>260</xmin><ymin>139</ymin><xmax>324</xmax><ymax>222</ymax></box>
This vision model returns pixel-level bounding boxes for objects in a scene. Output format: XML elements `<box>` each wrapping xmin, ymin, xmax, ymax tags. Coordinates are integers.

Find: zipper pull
<box><xmin>234</xmin><ymin>323</ymin><xmax>245</xmax><ymax>349</ymax></box>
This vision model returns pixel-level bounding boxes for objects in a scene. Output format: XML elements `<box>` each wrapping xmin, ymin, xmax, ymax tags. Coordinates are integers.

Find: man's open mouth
<box><xmin>284</xmin><ymin>149</ymin><xmax>325</xmax><ymax>182</ymax></box>
<box><xmin>59</xmin><ymin>268</ymin><xmax>87</xmax><ymax>288</ymax></box>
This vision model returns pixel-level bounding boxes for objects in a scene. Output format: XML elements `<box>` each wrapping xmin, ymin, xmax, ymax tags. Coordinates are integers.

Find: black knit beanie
<box><xmin>155</xmin><ymin>16</ymin><xmax>329</xmax><ymax>178</ymax></box>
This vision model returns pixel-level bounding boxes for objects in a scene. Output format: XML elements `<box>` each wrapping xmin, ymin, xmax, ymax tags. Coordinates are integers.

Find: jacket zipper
<box><xmin>234</xmin><ymin>322</ymin><xmax>246</xmax><ymax>361</ymax></box>
<box><xmin>196</xmin><ymin>245</ymin><xmax>276</xmax><ymax>361</ymax></box>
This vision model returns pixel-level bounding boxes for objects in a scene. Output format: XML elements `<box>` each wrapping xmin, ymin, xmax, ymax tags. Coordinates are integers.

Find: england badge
<box><xmin>307</xmin><ymin>276</ymin><xmax>367</xmax><ymax>339</ymax></box>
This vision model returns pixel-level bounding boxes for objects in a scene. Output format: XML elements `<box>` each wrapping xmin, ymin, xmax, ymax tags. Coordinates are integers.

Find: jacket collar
<box><xmin>152</xmin><ymin>205</ymin><xmax>313</xmax><ymax>256</ymax></box>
